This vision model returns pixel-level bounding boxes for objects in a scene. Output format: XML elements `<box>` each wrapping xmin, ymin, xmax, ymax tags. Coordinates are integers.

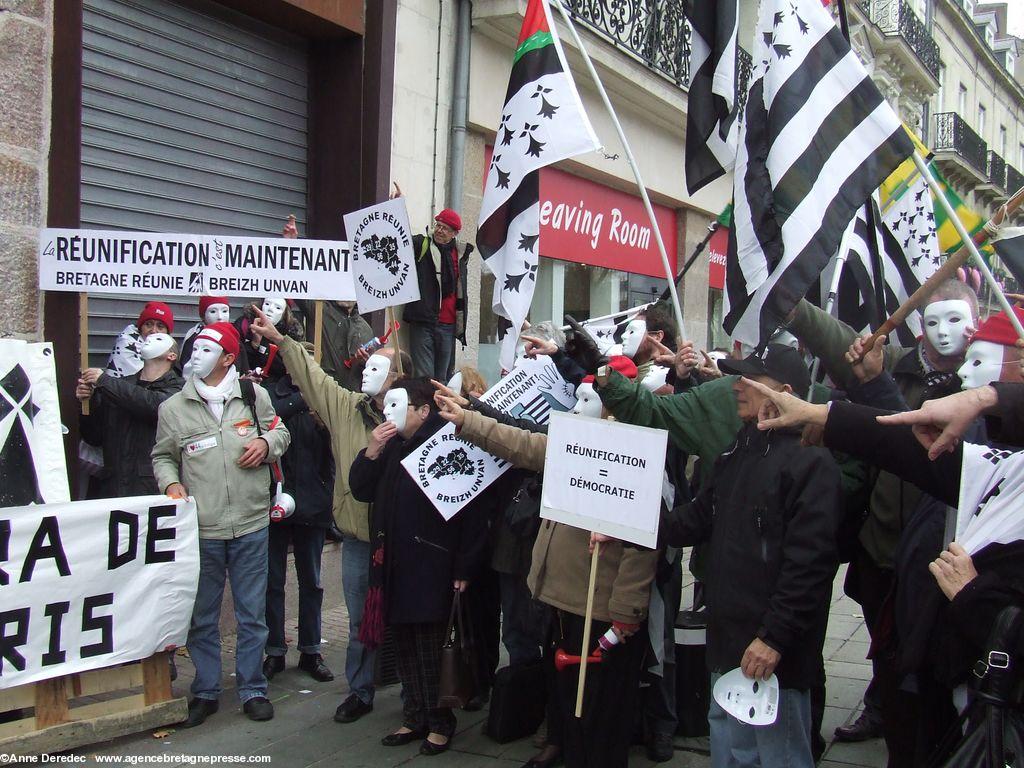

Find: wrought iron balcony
<box><xmin>864</xmin><ymin>0</ymin><xmax>941</xmax><ymax>80</ymax></box>
<box><xmin>563</xmin><ymin>0</ymin><xmax>691</xmax><ymax>88</ymax></box>
<box><xmin>736</xmin><ymin>48</ymin><xmax>753</xmax><ymax>115</ymax></box>
<box><xmin>933</xmin><ymin>112</ymin><xmax>988</xmax><ymax>177</ymax></box>
<box><xmin>1008</xmin><ymin>165</ymin><xmax>1024</xmax><ymax>196</ymax></box>
<box><xmin>985</xmin><ymin>150</ymin><xmax>1007</xmax><ymax>190</ymax></box>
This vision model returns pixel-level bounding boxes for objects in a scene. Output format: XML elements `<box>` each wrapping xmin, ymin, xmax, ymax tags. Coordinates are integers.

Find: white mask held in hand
<box><xmin>959</xmin><ymin>340</ymin><xmax>1006</xmax><ymax>389</ymax></box>
<box><xmin>621</xmin><ymin>319</ymin><xmax>647</xmax><ymax>359</ymax></box>
<box><xmin>923</xmin><ymin>299</ymin><xmax>973</xmax><ymax>357</ymax></box>
<box><xmin>713</xmin><ymin>668</ymin><xmax>779</xmax><ymax>726</ymax></box>
<box><xmin>262</xmin><ymin>297</ymin><xmax>287</xmax><ymax>326</ymax></box>
<box><xmin>571</xmin><ymin>382</ymin><xmax>603</xmax><ymax>418</ymax></box>
<box><xmin>641</xmin><ymin>365</ymin><xmax>670</xmax><ymax>392</ymax></box>
<box><xmin>203</xmin><ymin>303</ymin><xmax>230</xmax><ymax>325</ymax></box>
<box><xmin>447</xmin><ymin>371</ymin><xmax>464</xmax><ymax>396</ymax></box>
<box><xmin>383</xmin><ymin>388</ymin><xmax>409</xmax><ymax>432</ymax></box>
<box><xmin>189</xmin><ymin>340</ymin><xmax>224</xmax><ymax>380</ymax></box>
<box><xmin>140</xmin><ymin>333</ymin><xmax>174</xmax><ymax>361</ymax></box>
<box><xmin>361</xmin><ymin>354</ymin><xmax>392</xmax><ymax>397</ymax></box>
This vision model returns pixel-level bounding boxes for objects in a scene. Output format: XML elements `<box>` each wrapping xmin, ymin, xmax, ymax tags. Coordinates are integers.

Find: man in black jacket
<box><xmin>653</xmin><ymin>346</ymin><xmax>841</xmax><ymax>768</ymax></box>
<box><xmin>77</xmin><ymin>333</ymin><xmax>185</xmax><ymax>498</ymax></box>
<box><xmin>403</xmin><ymin>208</ymin><xmax>473</xmax><ymax>381</ymax></box>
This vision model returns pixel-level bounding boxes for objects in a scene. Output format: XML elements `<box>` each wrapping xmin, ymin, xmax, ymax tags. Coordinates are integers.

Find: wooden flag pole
<box><xmin>313</xmin><ymin>301</ymin><xmax>324</xmax><ymax>364</ymax></box>
<box><xmin>387</xmin><ymin>306</ymin><xmax>404</xmax><ymax>375</ymax></box>
<box><xmin>864</xmin><ymin>172</ymin><xmax>1024</xmax><ymax>350</ymax></box>
<box><xmin>79</xmin><ymin>293</ymin><xmax>90</xmax><ymax>416</ymax></box>
<box><xmin>575</xmin><ymin>539</ymin><xmax>601</xmax><ymax>718</ymax></box>
<box><xmin>550</xmin><ymin>0</ymin><xmax>687</xmax><ymax>341</ymax></box>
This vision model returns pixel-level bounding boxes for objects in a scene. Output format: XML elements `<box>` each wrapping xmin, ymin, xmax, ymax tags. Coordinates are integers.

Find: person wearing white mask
<box><xmin>180</xmin><ymin>296</ymin><xmax>232</xmax><ymax>376</ymax></box>
<box><xmin>76</xmin><ymin>333</ymin><xmax>184</xmax><ymax>499</ymax></box>
<box><xmin>235</xmin><ymin>297</ymin><xmax>304</xmax><ymax>380</ymax></box>
<box><xmin>249</xmin><ymin>306</ymin><xmax>411</xmax><ymax>726</ymax></box>
<box><xmin>957</xmin><ymin>306</ymin><xmax>1024</xmax><ymax>390</ymax></box>
<box><xmin>152</xmin><ymin>321</ymin><xmax>290</xmax><ymax>729</ymax></box>
<box><xmin>350</xmin><ymin>378</ymin><xmax>488</xmax><ymax>756</ymax></box>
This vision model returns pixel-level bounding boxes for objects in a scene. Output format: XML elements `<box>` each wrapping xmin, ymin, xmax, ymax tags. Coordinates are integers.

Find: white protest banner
<box><xmin>0</xmin><ymin>495</ymin><xmax>199</xmax><ymax>689</ymax></box>
<box><xmin>541</xmin><ymin>412</ymin><xmax>667</xmax><ymax>548</ymax></box>
<box><xmin>38</xmin><ymin>229</ymin><xmax>354</xmax><ymax>301</ymax></box>
<box><xmin>343</xmin><ymin>198</ymin><xmax>420</xmax><ymax>313</ymax></box>
<box><xmin>0</xmin><ymin>339</ymin><xmax>69</xmax><ymax>506</ymax></box>
<box><xmin>402</xmin><ymin>355</ymin><xmax>577</xmax><ymax>520</ymax></box>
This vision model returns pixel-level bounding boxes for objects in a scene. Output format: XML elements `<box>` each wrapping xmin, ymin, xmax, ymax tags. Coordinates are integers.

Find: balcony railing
<box><xmin>933</xmin><ymin>112</ymin><xmax>988</xmax><ymax>176</ymax></box>
<box><xmin>1008</xmin><ymin>165</ymin><xmax>1024</xmax><ymax>195</ymax></box>
<box><xmin>736</xmin><ymin>48</ymin><xmax>753</xmax><ymax>115</ymax></box>
<box><xmin>985</xmin><ymin>150</ymin><xmax>1007</xmax><ymax>190</ymax></box>
<box><xmin>563</xmin><ymin>0</ymin><xmax>691</xmax><ymax>87</ymax></box>
<box><xmin>865</xmin><ymin>0</ymin><xmax>942</xmax><ymax>80</ymax></box>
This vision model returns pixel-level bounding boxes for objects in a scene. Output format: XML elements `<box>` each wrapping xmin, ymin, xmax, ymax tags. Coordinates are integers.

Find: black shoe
<box><xmin>381</xmin><ymin>727</ymin><xmax>428</xmax><ymax>746</ymax></box>
<box><xmin>179</xmin><ymin>698</ymin><xmax>218</xmax><ymax>729</ymax></box>
<box><xmin>833</xmin><ymin>712</ymin><xmax>882</xmax><ymax>742</ymax></box>
<box><xmin>334</xmin><ymin>694</ymin><xmax>373</xmax><ymax>723</ymax></box>
<box><xmin>645</xmin><ymin>732</ymin><xmax>674</xmax><ymax>763</ymax></box>
<box><xmin>262</xmin><ymin>655</ymin><xmax>285</xmax><ymax>680</ymax></box>
<box><xmin>243</xmin><ymin>696</ymin><xmax>274</xmax><ymax>722</ymax></box>
<box><xmin>521</xmin><ymin>748</ymin><xmax>562</xmax><ymax>768</ymax></box>
<box><xmin>419</xmin><ymin>736</ymin><xmax>451</xmax><ymax>756</ymax></box>
<box><xmin>298</xmin><ymin>653</ymin><xmax>335</xmax><ymax>682</ymax></box>
<box><xmin>463</xmin><ymin>689</ymin><xmax>490</xmax><ymax>712</ymax></box>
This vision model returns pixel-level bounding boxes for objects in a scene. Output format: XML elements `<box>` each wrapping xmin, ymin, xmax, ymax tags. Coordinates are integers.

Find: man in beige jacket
<box><xmin>152</xmin><ymin>322</ymin><xmax>290</xmax><ymax>728</ymax></box>
<box><xmin>249</xmin><ymin>307</ymin><xmax>411</xmax><ymax>724</ymax></box>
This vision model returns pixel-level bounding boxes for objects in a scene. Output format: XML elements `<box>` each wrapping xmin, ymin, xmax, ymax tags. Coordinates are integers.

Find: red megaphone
<box><xmin>554</xmin><ymin>648</ymin><xmax>603</xmax><ymax>672</ymax></box>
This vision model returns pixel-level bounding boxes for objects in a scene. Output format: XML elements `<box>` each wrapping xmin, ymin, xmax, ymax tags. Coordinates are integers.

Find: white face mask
<box><xmin>641</xmin><ymin>365</ymin><xmax>669</xmax><ymax>392</ymax></box>
<box><xmin>712</xmin><ymin>668</ymin><xmax>780</xmax><ymax>726</ymax></box>
<box><xmin>571</xmin><ymin>383</ymin><xmax>603</xmax><ymax>418</ymax></box>
<box><xmin>140</xmin><ymin>333</ymin><xmax>174</xmax><ymax>361</ymax></box>
<box><xmin>621</xmin><ymin>319</ymin><xmax>647</xmax><ymax>359</ymax></box>
<box><xmin>383</xmin><ymin>389</ymin><xmax>409</xmax><ymax>432</ymax></box>
<box><xmin>959</xmin><ymin>340</ymin><xmax>1006</xmax><ymax>389</ymax></box>
<box><xmin>203</xmin><ymin>303</ymin><xmax>230</xmax><ymax>325</ymax></box>
<box><xmin>189</xmin><ymin>340</ymin><xmax>224</xmax><ymax>381</ymax></box>
<box><xmin>923</xmin><ymin>299</ymin><xmax>973</xmax><ymax>357</ymax></box>
<box><xmin>361</xmin><ymin>354</ymin><xmax>392</xmax><ymax>397</ymax></box>
<box><xmin>262</xmin><ymin>297</ymin><xmax>287</xmax><ymax>326</ymax></box>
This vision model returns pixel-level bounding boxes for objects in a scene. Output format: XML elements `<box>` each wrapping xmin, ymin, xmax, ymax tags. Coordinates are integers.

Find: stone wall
<box><xmin>0</xmin><ymin>0</ymin><xmax>51</xmax><ymax>340</ymax></box>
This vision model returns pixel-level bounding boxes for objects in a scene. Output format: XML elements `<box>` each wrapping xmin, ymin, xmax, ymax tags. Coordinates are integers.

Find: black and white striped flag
<box><xmin>683</xmin><ymin>0</ymin><xmax>739</xmax><ymax>195</ymax></box>
<box><xmin>723</xmin><ymin>0</ymin><xmax>914</xmax><ymax>347</ymax></box>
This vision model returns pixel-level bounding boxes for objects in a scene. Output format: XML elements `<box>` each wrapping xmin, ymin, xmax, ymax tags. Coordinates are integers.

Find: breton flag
<box><xmin>478</xmin><ymin>0</ymin><xmax>600</xmax><ymax>371</ymax></box>
<box><xmin>723</xmin><ymin>0</ymin><xmax>914</xmax><ymax>346</ymax></box>
<box><xmin>683</xmin><ymin>0</ymin><xmax>740</xmax><ymax>194</ymax></box>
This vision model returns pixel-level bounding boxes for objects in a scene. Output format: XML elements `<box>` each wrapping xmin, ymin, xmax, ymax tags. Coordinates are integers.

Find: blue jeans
<box><xmin>188</xmin><ymin>528</ymin><xmax>269</xmax><ymax>704</ymax></box>
<box><xmin>708</xmin><ymin>673</ymin><xmax>813</xmax><ymax>768</ymax></box>
<box><xmin>408</xmin><ymin>321</ymin><xmax>455</xmax><ymax>381</ymax></box>
<box><xmin>341</xmin><ymin>537</ymin><xmax>377</xmax><ymax>704</ymax></box>
<box><xmin>499</xmin><ymin>572</ymin><xmax>544</xmax><ymax>666</ymax></box>
<box><xmin>265</xmin><ymin>524</ymin><xmax>326</xmax><ymax>656</ymax></box>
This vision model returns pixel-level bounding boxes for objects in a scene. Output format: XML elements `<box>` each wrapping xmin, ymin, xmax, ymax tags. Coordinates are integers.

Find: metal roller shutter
<box><xmin>81</xmin><ymin>0</ymin><xmax>309</xmax><ymax>365</ymax></box>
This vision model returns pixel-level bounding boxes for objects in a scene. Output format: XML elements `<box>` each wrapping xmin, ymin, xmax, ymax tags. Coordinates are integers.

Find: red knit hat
<box><xmin>971</xmin><ymin>307</ymin><xmax>1024</xmax><ymax>347</ymax></box>
<box><xmin>582</xmin><ymin>355</ymin><xmax>638</xmax><ymax>384</ymax></box>
<box><xmin>199</xmin><ymin>296</ymin><xmax>230</xmax><ymax>316</ymax></box>
<box><xmin>194</xmin><ymin>322</ymin><xmax>240</xmax><ymax>357</ymax></box>
<box><xmin>138</xmin><ymin>301</ymin><xmax>174</xmax><ymax>333</ymax></box>
<box><xmin>434</xmin><ymin>208</ymin><xmax>462</xmax><ymax>233</ymax></box>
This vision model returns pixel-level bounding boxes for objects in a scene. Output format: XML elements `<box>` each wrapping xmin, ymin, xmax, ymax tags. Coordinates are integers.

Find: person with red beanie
<box><xmin>180</xmin><ymin>297</ymin><xmax>232</xmax><ymax>377</ymax></box>
<box><xmin>400</xmin><ymin>196</ymin><xmax>475</xmax><ymax>381</ymax></box>
<box><xmin>957</xmin><ymin>306</ymin><xmax>1024</xmax><ymax>389</ymax></box>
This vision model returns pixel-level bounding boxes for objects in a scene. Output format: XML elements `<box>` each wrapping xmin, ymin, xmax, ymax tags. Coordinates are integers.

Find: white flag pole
<box><xmin>550</xmin><ymin>0</ymin><xmax>687</xmax><ymax>341</ymax></box>
<box><xmin>910</xmin><ymin>152</ymin><xmax>1024</xmax><ymax>340</ymax></box>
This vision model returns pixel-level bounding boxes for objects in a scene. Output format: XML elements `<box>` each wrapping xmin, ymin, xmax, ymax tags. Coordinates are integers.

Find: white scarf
<box><xmin>193</xmin><ymin>366</ymin><xmax>239</xmax><ymax>422</ymax></box>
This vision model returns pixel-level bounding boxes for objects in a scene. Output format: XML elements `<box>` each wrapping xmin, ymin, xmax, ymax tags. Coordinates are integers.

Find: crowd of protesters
<box><xmin>70</xmin><ymin>205</ymin><xmax>1024</xmax><ymax>768</ymax></box>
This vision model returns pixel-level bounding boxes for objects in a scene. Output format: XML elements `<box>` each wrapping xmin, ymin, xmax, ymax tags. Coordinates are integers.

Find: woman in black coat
<box><xmin>349</xmin><ymin>378</ymin><xmax>486</xmax><ymax>756</ymax></box>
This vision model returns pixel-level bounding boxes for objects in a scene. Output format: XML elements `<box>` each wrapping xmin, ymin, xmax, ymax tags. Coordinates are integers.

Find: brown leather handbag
<box><xmin>437</xmin><ymin>589</ymin><xmax>477</xmax><ymax>708</ymax></box>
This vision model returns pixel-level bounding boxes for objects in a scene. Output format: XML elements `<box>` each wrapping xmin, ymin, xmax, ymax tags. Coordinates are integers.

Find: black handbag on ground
<box><xmin>484</xmin><ymin>660</ymin><xmax>547</xmax><ymax>743</ymax></box>
<box><xmin>438</xmin><ymin>590</ymin><xmax>478</xmax><ymax>708</ymax></box>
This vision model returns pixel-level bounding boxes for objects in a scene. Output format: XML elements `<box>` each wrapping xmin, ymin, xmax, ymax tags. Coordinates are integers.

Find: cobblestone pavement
<box><xmin>63</xmin><ymin>545</ymin><xmax>886</xmax><ymax>767</ymax></box>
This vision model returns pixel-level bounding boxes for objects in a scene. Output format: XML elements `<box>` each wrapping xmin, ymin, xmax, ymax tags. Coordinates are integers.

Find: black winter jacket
<box><xmin>403</xmin><ymin>234</ymin><xmax>471</xmax><ymax>341</ymax></box>
<box><xmin>663</xmin><ymin>423</ymin><xmax>842</xmax><ymax>689</ymax></box>
<box><xmin>266</xmin><ymin>375</ymin><xmax>334</xmax><ymax>527</ymax></box>
<box><xmin>349</xmin><ymin>412</ymin><xmax>488</xmax><ymax>624</ymax></box>
<box><xmin>81</xmin><ymin>369</ymin><xmax>185</xmax><ymax>498</ymax></box>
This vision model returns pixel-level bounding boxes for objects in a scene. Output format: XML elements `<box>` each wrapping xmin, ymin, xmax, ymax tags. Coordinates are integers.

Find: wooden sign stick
<box><xmin>79</xmin><ymin>293</ymin><xmax>90</xmax><ymax>416</ymax></box>
<box><xmin>313</xmin><ymin>300</ymin><xmax>324</xmax><ymax>364</ymax></box>
<box><xmin>387</xmin><ymin>305</ymin><xmax>403</xmax><ymax>375</ymax></box>
<box><xmin>575</xmin><ymin>539</ymin><xmax>601</xmax><ymax>718</ymax></box>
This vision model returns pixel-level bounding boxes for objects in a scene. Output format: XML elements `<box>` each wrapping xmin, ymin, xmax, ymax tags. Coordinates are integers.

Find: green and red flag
<box><xmin>478</xmin><ymin>0</ymin><xmax>600</xmax><ymax>370</ymax></box>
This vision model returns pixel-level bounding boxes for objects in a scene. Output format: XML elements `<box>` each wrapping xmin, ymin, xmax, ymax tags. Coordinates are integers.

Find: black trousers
<box><xmin>844</xmin><ymin>543</ymin><xmax>895</xmax><ymax>721</ymax></box>
<box><xmin>393</xmin><ymin>621</ymin><xmax>456</xmax><ymax>736</ymax></box>
<box><xmin>467</xmin><ymin>566</ymin><xmax>501</xmax><ymax>694</ymax></box>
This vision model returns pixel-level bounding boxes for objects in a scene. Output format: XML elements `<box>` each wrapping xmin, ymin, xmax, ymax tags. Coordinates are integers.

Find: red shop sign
<box><xmin>484</xmin><ymin>147</ymin><xmax>678</xmax><ymax>278</ymax></box>
<box><xmin>707</xmin><ymin>225</ymin><xmax>729</xmax><ymax>290</ymax></box>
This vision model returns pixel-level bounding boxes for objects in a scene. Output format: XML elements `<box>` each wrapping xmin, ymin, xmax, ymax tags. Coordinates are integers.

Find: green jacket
<box><xmin>152</xmin><ymin>378</ymin><xmax>290</xmax><ymax>540</ymax></box>
<box><xmin>787</xmin><ymin>299</ymin><xmax>925</xmax><ymax>568</ymax></box>
<box><xmin>278</xmin><ymin>336</ymin><xmax>381</xmax><ymax>541</ymax></box>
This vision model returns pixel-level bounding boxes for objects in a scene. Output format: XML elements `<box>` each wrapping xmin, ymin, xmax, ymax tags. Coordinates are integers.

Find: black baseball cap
<box><xmin>718</xmin><ymin>344</ymin><xmax>810</xmax><ymax>395</ymax></box>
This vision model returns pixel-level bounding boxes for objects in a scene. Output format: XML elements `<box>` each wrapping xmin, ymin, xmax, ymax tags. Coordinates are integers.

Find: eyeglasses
<box><xmin>433</xmin><ymin>223</ymin><xmax>455</xmax><ymax>235</ymax></box>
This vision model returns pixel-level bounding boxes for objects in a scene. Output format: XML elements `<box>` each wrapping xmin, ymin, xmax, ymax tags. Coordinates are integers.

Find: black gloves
<box><xmin>564</xmin><ymin>315</ymin><xmax>609</xmax><ymax>375</ymax></box>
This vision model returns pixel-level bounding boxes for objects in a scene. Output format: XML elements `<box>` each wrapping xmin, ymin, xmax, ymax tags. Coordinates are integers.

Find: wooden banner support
<box><xmin>387</xmin><ymin>306</ymin><xmax>404</xmax><ymax>375</ymax></box>
<box><xmin>575</xmin><ymin>539</ymin><xmax>601</xmax><ymax>718</ymax></box>
<box><xmin>79</xmin><ymin>293</ymin><xmax>90</xmax><ymax>416</ymax></box>
<box><xmin>0</xmin><ymin>651</ymin><xmax>186</xmax><ymax>757</ymax></box>
<box><xmin>313</xmin><ymin>300</ymin><xmax>324</xmax><ymax>364</ymax></box>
